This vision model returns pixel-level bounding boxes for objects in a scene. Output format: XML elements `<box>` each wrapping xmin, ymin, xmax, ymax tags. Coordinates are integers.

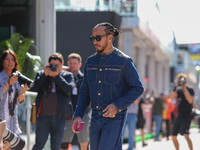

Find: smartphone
<box><xmin>74</xmin><ymin>122</ymin><xmax>85</xmax><ymax>132</ymax></box>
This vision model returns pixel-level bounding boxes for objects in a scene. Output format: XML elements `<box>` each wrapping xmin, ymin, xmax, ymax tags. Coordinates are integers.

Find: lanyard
<box><xmin>8</xmin><ymin>85</ymin><xmax>14</xmax><ymax>116</ymax></box>
<box><xmin>74</xmin><ymin>75</ymin><xmax>79</xmax><ymax>87</ymax></box>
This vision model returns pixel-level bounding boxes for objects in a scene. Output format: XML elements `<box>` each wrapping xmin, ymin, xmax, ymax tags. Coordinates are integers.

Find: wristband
<box><xmin>20</xmin><ymin>93</ymin><xmax>25</xmax><ymax>96</ymax></box>
<box><xmin>3</xmin><ymin>84</ymin><xmax>8</xmax><ymax>89</ymax></box>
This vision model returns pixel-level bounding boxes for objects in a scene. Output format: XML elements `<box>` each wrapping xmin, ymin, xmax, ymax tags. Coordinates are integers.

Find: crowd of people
<box><xmin>0</xmin><ymin>22</ymin><xmax>143</xmax><ymax>150</ymax></box>
<box><xmin>0</xmin><ymin>22</ymin><xmax>197</xmax><ymax>150</ymax></box>
<box><xmin>128</xmin><ymin>72</ymin><xmax>194</xmax><ymax>150</ymax></box>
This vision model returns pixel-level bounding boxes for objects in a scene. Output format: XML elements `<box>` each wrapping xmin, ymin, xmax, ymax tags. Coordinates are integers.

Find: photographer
<box><xmin>30</xmin><ymin>52</ymin><xmax>74</xmax><ymax>150</ymax></box>
<box><xmin>0</xmin><ymin>50</ymin><xmax>29</xmax><ymax>148</ymax></box>
<box><xmin>170</xmin><ymin>73</ymin><xmax>194</xmax><ymax>150</ymax></box>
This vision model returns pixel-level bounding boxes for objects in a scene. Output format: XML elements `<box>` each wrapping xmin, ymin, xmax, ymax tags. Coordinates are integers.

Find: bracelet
<box><xmin>20</xmin><ymin>93</ymin><xmax>26</xmax><ymax>96</ymax></box>
<box><xmin>3</xmin><ymin>84</ymin><xmax>8</xmax><ymax>89</ymax></box>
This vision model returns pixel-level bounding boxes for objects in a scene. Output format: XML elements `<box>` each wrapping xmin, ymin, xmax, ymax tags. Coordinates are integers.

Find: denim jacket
<box><xmin>74</xmin><ymin>48</ymin><xmax>144</xmax><ymax>118</ymax></box>
<box><xmin>30</xmin><ymin>70</ymin><xmax>74</xmax><ymax>119</ymax></box>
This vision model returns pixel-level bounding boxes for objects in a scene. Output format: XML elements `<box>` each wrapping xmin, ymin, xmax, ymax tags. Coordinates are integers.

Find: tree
<box><xmin>0</xmin><ymin>33</ymin><xmax>42</xmax><ymax>79</ymax></box>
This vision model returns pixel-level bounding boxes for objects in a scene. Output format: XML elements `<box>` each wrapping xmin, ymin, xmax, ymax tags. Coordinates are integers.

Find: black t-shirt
<box><xmin>71</xmin><ymin>71</ymin><xmax>84</xmax><ymax>112</ymax></box>
<box><xmin>177</xmin><ymin>86</ymin><xmax>194</xmax><ymax>117</ymax></box>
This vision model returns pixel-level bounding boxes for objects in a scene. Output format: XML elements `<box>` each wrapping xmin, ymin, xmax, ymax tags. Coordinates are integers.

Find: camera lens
<box><xmin>0</xmin><ymin>119</ymin><xmax>25</xmax><ymax>150</ymax></box>
<box><xmin>49</xmin><ymin>64</ymin><xmax>57</xmax><ymax>72</ymax></box>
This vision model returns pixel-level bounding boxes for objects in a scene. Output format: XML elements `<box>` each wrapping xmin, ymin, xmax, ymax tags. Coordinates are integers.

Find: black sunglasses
<box><xmin>89</xmin><ymin>33</ymin><xmax>110</xmax><ymax>42</ymax></box>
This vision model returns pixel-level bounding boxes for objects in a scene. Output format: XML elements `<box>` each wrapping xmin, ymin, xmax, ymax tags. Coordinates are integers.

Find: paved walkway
<box><xmin>21</xmin><ymin>128</ymin><xmax>200</xmax><ymax>150</ymax></box>
<box><xmin>123</xmin><ymin>128</ymin><xmax>200</xmax><ymax>150</ymax></box>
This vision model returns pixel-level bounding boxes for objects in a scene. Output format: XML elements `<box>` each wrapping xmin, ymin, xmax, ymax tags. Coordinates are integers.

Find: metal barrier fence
<box><xmin>25</xmin><ymin>91</ymin><xmax>37</xmax><ymax>150</ymax></box>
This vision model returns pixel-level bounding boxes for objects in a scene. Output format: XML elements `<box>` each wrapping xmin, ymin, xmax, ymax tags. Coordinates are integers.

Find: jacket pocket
<box><xmin>104</xmin><ymin>66</ymin><xmax>121</xmax><ymax>85</ymax></box>
<box><xmin>87</xmin><ymin>67</ymin><xmax>98</xmax><ymax>84</ymax></box>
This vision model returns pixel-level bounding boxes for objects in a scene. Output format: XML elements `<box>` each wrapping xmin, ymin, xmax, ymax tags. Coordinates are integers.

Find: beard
<box><xmin>95</xmin><ymin>42</ymin><xmax>107</xmax><ymax>54</ymax></box>
<box><xmin>96</xmin><ymin>49</ymin><xmax>104</xmax><ymax>54</ymax></box>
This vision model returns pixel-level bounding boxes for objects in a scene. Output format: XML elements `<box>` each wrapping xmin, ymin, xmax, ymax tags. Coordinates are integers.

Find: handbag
<box><xmin>30</xmin><ymin>100</ymin><xmax>37</xmax><ymax>125</ymax></box>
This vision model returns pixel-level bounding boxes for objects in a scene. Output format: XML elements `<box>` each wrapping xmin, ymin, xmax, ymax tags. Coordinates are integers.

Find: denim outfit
<box><xmin>74</xmin><ymin>49</ymin><xmax>144</xmax><ymax>150</ymax></box>
<box><xmin>122</xmin><ymin>103</ymin><xmax>138</xmax><ymax>150</ymax></box>
<box><xmin>31</xmin><ymin>70</ymin><xmax>74</xmax><ymax>150</ymax></box>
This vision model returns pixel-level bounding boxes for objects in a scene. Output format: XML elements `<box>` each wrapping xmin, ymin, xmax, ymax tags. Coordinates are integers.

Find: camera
<box><xmin>178</xmin><ymin>77</ymin><xmax>186</xmax><ymax>86</ymax></box>
<box><xmin>0</xmin><ymin>119</ymin><xmax>25</xmax><ymax>150</ymax></box>
<box><xmin>10</xmin><ymin>71</ymin><xmax>33</xmax><ymax>88</ymax></box>
<box><xmin>48</xmin><ymin>64</ymin><xmax>57</xmax><ymax>72</ymax></box>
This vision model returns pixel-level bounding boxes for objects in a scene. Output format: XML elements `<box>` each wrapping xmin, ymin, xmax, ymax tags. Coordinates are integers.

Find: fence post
<box><xmin>25</xmin><ymin>91</ymin><xmax>37</xmax><ymax>150</ymax></box>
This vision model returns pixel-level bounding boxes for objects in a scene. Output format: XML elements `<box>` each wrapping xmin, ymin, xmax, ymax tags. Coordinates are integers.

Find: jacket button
<box><xmin>119</xmin><ymin>109</ymin><xmax>121</xmax><ymax>112</ymax></box>
<box><xmin>99</xmin><ymin>69</ymin><xmax>102</xmax><ymax>71</ymax></box>
<box><xmin>99</xmin><ymin>81</ymin><xmax>101</xmax><ymax>83</ymax></box>
<box><xmin>98</xmin><ymin>93</ymin><xmax>101</xmax><ymax>95</ymax></box>
<box><xmin>96</xmin><ymin>106</ymin><xmax>98</xmax><ymax>108</ymax></box>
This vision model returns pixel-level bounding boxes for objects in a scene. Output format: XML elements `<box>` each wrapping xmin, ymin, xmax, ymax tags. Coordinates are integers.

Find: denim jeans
<box><xmin>90</xmin><ymin>109</ymin><xmax>126</xmax><ymax>150</ymax></box>
<box><xmin>153</xmin><ymin>115</ymin><xmax>162</xmax><ymax>140</ymax></box>
<box><xmin>122</xmin><ymin>114</ymin><xmax>138</xmax><ymax>150</ymax></box>
<box><xmin>32</xmin><ymin>116</ymin><xmax>66</xmax><ymax>150</ymax></box>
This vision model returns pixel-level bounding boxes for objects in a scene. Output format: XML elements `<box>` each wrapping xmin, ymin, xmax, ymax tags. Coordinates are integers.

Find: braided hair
<box><xmin>94</xmin><ymin>22</ymin><xmax>121</xmax><ymax>39</ymax></box>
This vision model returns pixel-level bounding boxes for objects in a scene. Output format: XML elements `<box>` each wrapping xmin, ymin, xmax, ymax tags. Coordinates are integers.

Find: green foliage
<box><xmin>0</xmin><ymin>33</ymin><xmax>42</xmax><ymax>79</ymax></box>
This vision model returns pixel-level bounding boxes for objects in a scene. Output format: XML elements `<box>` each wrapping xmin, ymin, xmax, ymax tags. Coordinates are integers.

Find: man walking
<box><xmin>170</xmin><ymin>73</ymin><xmax>194</xmax><ymax>150</ymax></box>
<box><xmin>136</xmin><ymin>96</ymin><xmax>148</xmax><ymax>147</ymax></box>
<box><xmin>151</xmin><ymin>92</ymin><xmax>164</xmax><ymax>141</ymax></box>
<box><xmin>61</xmin><ymin>53</ymin><xmax>90</xmax><ymax>150</ymax></box>
<box><xmin>71</xmin><ymin>22</ymin><xmax>144</xmax><ymax>150</ymax></box>
<box><xmin>122</xmin><ymin>99</ymin><xmax>139</xmax><ymax>150</ymax></box>
<box><xmin>31</xmin><ymin>52</ymin><xmax>74</xmax><ymax>150</ymax></box>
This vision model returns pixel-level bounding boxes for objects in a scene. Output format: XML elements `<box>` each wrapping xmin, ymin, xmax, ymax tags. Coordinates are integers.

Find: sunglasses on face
<box><xmin>89</xmin><ymin>33</ymin><xmax>110</xmax><ymax>42</ymax></box>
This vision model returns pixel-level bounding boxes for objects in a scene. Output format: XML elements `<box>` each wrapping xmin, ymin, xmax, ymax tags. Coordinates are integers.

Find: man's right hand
<box><xmin>71</xmin><ymin>117</ymin><xmax>82</xmax><ymax>133</ymax></box>
<box><xmin>44</xmin><ymin>65</ymin><xmax>51</xmax><ymax>76</ymax></box>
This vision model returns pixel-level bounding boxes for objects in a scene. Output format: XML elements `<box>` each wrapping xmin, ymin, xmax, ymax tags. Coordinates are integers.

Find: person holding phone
<box><xmin>71</xmin><ymin>22</ymin><xmax>144</xmax><ymax>150</ymax></box>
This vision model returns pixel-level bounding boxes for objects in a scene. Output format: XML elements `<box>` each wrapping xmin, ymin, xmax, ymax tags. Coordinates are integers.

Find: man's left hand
<box><xmin>102</xmin><ymin>104</ymin><xmax>117</xmax><ymax>118</ymax></box>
